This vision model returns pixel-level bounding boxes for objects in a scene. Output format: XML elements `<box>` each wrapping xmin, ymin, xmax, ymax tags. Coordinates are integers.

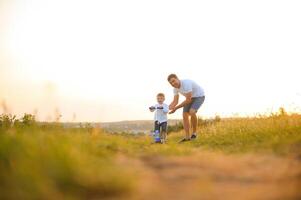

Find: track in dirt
<box><xmin>123</xmin><ymin>152</ymin><xmax>301</xmax><ymax>200</ymax></box>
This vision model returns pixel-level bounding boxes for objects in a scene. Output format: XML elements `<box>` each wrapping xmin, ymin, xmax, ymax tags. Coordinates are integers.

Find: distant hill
<box><xmin>100</xmin><ymin>119</ymin><xmax>181</xmax><ymax>133</ymax></box>
<box><xmin>62</xmin><ymin>119</ymin><xmax>181</xmax><ymax>133</ymax></box>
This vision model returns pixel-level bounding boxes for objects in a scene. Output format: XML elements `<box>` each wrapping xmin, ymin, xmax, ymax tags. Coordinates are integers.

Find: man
<box><xmin>168</xmin><ymin>74</ymin><xmax>205</xmax><ymax>142</ymax></box>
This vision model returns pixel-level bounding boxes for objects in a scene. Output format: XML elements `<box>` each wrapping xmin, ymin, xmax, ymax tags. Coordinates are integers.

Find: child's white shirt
<box><xmin>152</xmin><ymin>103</ymin><xmax>169</xmax><ymax>123</ymax></box>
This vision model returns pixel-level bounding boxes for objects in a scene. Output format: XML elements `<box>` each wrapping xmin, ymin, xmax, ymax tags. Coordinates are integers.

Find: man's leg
<box><xmin>183</xmin><ymin>112</ymin><xmax>190</xmax><ymax>139</ymax></box>
<box><xmin>189</xmin><ymin>96</ymin><xmax>205</xmax><ymax>139</ymax></box>
<box><xmin>189</xmin><ymin>109</ymin><xmax>197</xmax><ymax>135</ymax></box>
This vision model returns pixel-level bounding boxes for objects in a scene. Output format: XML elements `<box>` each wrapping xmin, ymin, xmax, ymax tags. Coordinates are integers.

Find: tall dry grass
<box><xmin>0</xmin><ymin>109</ymin><xmax>300</xmax><ymax>199</ymax></box>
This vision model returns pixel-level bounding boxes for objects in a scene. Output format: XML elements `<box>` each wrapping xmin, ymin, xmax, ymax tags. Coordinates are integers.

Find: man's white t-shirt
<box><xmin>173</xmin><ymin>79</ymin><xmax>205</xmax><ymax>98</ymax></box>
<box><xmin>152</xmin><ymin>103</ymin><xmax>169</xmax><ymax>123</ymax></box>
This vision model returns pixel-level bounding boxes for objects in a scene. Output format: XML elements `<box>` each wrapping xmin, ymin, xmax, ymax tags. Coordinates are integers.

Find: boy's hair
<box><xmin>157</xmin><ymin>93</ymin><xmax>165</xmax><ymax>98</ymax></box>
<box><xmin>167</xmin><ymin>73</ymin><xmax>178</xmax><ymax>81</ymax></box>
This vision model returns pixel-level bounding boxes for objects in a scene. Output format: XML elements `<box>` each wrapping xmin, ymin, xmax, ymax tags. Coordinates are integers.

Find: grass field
<box><xmin>0</xmin><ymin>110</ymin><xmax>301</xmax><ymax>200</ymax></box>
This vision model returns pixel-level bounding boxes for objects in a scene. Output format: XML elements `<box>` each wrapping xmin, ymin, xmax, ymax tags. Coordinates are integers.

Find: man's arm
<box><xmin>169</xmin><ymin>92</ymin><xmax>192</xmax><ymax>114</ymax></box>
<box><xmin>169</xmin><ymin>94</ymin><xmax>179</xmax><ymax>110</ymax></box>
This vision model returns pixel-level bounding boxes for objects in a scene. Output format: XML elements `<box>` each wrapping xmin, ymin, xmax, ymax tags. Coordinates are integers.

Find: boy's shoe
<box><xmin>151</xmin><ymin>141</ymin><xmax>161</xmax><ymax>144</ymax></box>
<box><xmin>178</xmin><ymin>138</ymin><xmax>191</xmax><ymax>143</ymax></box>
<box><xmin>191</xmin><ymin>134</ymin><xmax>197</xmax><ymax>140</ymax></box>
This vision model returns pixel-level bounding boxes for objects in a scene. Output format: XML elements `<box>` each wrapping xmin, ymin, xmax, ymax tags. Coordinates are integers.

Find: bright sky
<box><xmin>1</xmin><ymin>0</ymin><xmax>301</xmax><ymax>122</ymax></box>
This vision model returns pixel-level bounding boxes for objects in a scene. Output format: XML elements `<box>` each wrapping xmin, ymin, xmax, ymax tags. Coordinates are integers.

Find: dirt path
<box><xmin>121</xmin><ymin>152</ymin><xmax>301</xmax><ymax>200</ymax></box>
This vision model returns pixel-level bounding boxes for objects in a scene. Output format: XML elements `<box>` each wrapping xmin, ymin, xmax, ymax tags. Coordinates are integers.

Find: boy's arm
<box><xmin>169</xmin><ymin>92</ymin><xmax>192</xmax><ymax>114</ymax></box>
<box><xmin>169</xmin><ymin>94</ymin><xmax>179</xmax><ymax>110</ymax></box>
<box><xmin>149</xmin><ymin>105</ymin><xmax>156</xmax><ymax>112</ymax></box>
<box><xmin>163</xmin><ymin>104</ymin><xmax>169</xmax><ymax>113</ymax></box>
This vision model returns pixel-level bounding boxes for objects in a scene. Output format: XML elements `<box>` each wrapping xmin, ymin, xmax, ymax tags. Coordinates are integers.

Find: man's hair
<box><xmin>157</xmin><ymin>93</ymin><xmax>165</xmax><ymax>98</ymax></box>
<box><xmin>167</xmin><ymin>73</ymin><xmax>178</xmax><ymax>82</ymax></box>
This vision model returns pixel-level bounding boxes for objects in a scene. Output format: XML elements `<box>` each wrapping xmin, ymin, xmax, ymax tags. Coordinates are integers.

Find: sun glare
<box><xmin>1</xmin><ymin>0</ymin><xmax>301</xmax><ymax>121</ymax></box>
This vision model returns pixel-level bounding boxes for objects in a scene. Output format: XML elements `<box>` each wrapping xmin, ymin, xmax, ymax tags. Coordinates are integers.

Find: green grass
<box><xmin>192</xmin><ymin>114</ymin><xmax>301</xmax><ymax>155</ymax></box>
<box><xmin>0</xmin><ymin>131</ymin><xmax>135</xmax><ymax>199</ymax></box>
<box><xmin>0</xmin><ymin>112</ymin><xmax>301</xmax><ymax>199</ymax></box>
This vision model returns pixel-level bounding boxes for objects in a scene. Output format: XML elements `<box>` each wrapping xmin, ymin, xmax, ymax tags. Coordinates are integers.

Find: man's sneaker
<box><xmin>191</xmin><ymin>134</ymin><xmax>197</xmax><ymax>140</ymax></box>
<box><xmin>178</xmin><ymin>138</ymin><xmax>191</xmax><ymax>143</ymax></box>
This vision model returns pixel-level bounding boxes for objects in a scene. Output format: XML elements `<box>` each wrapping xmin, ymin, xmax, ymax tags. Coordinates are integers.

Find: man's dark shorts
<box><xmin>183</xmin><ymin>96</ymin><xmax>205</xmax><ymax>113</ymax></box>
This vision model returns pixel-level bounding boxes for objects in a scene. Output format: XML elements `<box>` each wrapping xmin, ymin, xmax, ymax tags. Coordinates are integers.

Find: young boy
<box><xmin>149</xmin><ymin>93</ymin><xmax>169</xmax><ymax>144</ymax></box>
